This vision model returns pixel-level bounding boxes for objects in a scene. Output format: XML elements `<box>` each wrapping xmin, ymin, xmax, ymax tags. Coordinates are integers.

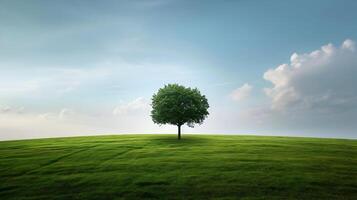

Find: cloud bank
<box><xmin>264</xmin><ymin>39</ymin><xmax>357</xmax><ymax>113</ymax></box>
<box><xmin>248</xmin><ymin>39</ymin><xmax>357</xmax><ymax>137</ymax></box>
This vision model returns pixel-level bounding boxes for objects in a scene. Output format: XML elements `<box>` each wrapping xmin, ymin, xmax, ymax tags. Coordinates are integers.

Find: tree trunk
<box><xmin>178</xmin><ymin>125</ymin><xmax>181</xmax><ymax>140</ymax></box>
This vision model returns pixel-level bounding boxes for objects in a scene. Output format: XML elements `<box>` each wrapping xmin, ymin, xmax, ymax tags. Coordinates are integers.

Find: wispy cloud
<box><xmin>230</xmin><ymin>83</ymin><xmax>253</xmax><ymax>101</ymax></box>
<box><xmin>113</xmin><ymin>97</ymin><xmax>150</xmax><ymax>116</ymax></box>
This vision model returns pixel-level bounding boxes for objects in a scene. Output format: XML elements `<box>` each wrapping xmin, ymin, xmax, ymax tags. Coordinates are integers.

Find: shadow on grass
<box><xmin>148</xmin><ymin>134</ymin><xmax>211</xmax><ymax>146</ymax></box>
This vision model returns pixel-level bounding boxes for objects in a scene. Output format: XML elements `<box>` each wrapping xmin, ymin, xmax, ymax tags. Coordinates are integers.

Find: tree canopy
<box><xmin>151</xmin><ymin>84</ymin><xmax>209</xmax><ymax>139</ymax></box>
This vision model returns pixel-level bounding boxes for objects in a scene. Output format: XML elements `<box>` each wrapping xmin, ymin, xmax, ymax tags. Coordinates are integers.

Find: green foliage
<box><xmin>0</xmin><ymin>135</ymin><xmax>356</xmax><ymax>199</ymax></box>
<box><xmin>151</xmin><ymin>84</ymin><xmax>209</xmax><ymax>127</ymax></box>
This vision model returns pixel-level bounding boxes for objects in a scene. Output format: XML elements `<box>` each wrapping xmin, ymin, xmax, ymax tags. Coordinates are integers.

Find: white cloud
<box><xmin>230</xmin><ymin>83</ymin><xmax>253</xmax><ymax>101</ymax></box>
<box><xmin>36</xmin><ymin>108</ymin><xmax>75</xmax><ymax>121</ymax></box>
<box><xmin>113</xmin><ymin>97</ymin><xmax>150</xmax><ymax>116</ymax></box>
<box><xmin>342</xmin><ymin>39</ymin><xmax>355</xmax><ymax>51</ymax></box>
<box><xmin>38</xmin><ymin>113</ymin><xmax>54</xmax><ymax>120</ymax></box>
<box><xmin>0</xmin><ymin>105</ymin><xmax>12</xmax><ymax>113</ymax></box>
<box><xmin>59</xmin><ymin>108</ymin><xmax>75</xmax><ymax>120</ymax></box>
<box><xmin>220</xmin><ymin>39</ymin><xmax>357</xmax><ymax>138</ymax></box>
<box><xmin>263</xmin><ymin>39</ymin><xmax>357</xmax><ymax>112</ymax></box>
<box><xmin>0</xmin><ymin>105</ymin><xmax>25</xmax><ymax>114</ymax></box>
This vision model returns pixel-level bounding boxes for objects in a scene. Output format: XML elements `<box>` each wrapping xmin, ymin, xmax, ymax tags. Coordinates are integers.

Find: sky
<box><xmin>1</xmin><ymin>0</ymin><xmax>357</xmax><ymax>140</ymax></box>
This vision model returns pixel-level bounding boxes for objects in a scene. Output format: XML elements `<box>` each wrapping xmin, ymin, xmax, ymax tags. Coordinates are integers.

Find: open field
<box><xmin>0</xmin><ymin>134</ymin><xmax>356</xmax><ymax>199</ymax></box>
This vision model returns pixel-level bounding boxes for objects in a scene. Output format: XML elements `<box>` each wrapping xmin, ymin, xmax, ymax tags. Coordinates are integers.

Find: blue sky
<box><xmin>1</xmin><ymin>0</ymin><xmax>357</xmax><ymax>140</ymax></box>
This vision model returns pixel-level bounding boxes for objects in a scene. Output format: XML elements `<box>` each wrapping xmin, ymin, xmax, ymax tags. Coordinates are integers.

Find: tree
<box><xmin>151</xmin><ymin>84</ymin><xmax>209</xmax><ymax>140</ymax></box>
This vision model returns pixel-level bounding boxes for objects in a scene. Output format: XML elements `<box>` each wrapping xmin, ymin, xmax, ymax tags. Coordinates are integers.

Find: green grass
<box><xmin>0</xmin><ymin>134</ymin><xmax>356</xmax><ymax>200</ymax></box>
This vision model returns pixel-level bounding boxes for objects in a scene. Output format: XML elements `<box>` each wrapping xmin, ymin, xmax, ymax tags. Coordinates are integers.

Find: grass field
<box><xmin>0</xmin><ymin>134</ymin><xmax>356</xmax><ymax>199</ymax></box>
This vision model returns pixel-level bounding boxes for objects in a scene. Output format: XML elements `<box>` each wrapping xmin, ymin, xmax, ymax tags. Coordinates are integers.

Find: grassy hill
<box><xmin>0</xmin><ymin>134</ymin><xmax>356</xmax><ymax>200</ymax></box>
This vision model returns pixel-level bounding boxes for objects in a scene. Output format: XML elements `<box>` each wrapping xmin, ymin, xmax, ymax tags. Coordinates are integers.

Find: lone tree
<box><xmin>151</xmin><ymin>84</ymin><xmax>209</xmax><ymax>140</ymax></box>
